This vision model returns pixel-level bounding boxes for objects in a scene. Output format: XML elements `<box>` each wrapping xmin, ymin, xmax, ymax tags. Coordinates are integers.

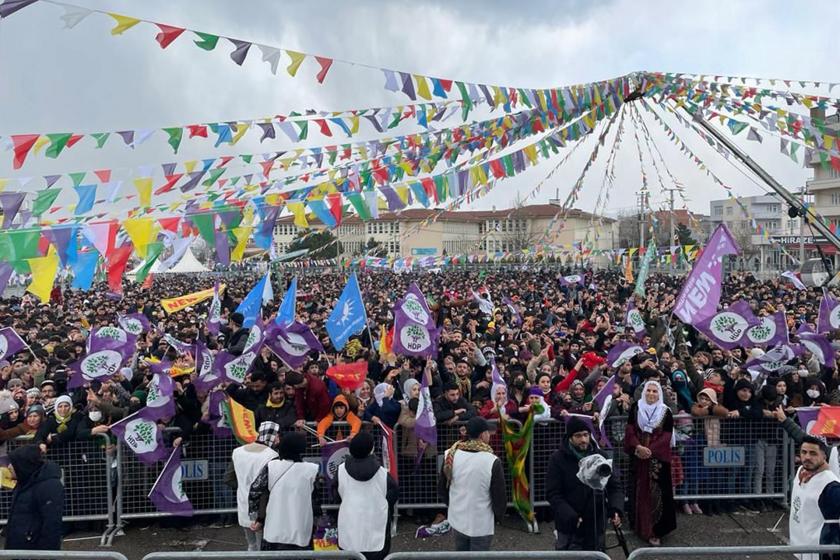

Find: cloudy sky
<box><xmin>0</xmin><ymin>0</ymin><xmax>838</xmax><ymax>221</ymax></box>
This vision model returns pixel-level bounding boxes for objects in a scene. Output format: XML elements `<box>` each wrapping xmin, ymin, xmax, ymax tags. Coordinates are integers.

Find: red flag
<box><xmin>314</xmin><ymin>119</ymin><xmax>332</xmax><ymax>137</ymax></box>
<box><xmin>327</xmin><ymin>193</ymin><xmax>342</xmax><ymax>226</ymax></box>
<box><xmin>326</xmin><ymin>361</ymin><xmax>368</xmax><ymax>391</ymax></box>
<box><xmin>11</xmin><ymin>134</ymin><xmax>39</xmax><ymax>169</ymax></box>
<box><xmin>94</xmin><ymin>169</ymin><xmax>112</xmax><ymax>183</ymax></box>
<box><xmin>811</xmin><ymin>406</ymin><xmax>840</xmax><ymax>437</ymax></box>
<box><xmin>315</xmin><ymin>56</ymin><xmax>333</xmax><ymax>84</ymax></box>
<box><xmin>155</xmin><ymin>24</ymin><xmax>185</xmax><ymax>49</ymax></box>
<box><xmin>187</xmin><ymin>125</ymin><xmax>208</xmax><ymax>138</ymax></box>
<box><xmin>158</xmin><ymin>217</ymin><xmax>181</xmax><ymax>233</ymax></box>
<box><xmin>155</xmin><ymin>174</ymin><xmax>183</xmax><ymax>195</ymax></box>
<box><xmin>379</xmin><ymin>423</ymin><xmax>398</xmax><ymax>482</ymax></box>
<box><xmin>106</xmin><ymin>244</ymin><xmax>133</xmax><ymax>294</ymax></box>
<box><xmin>143</xmin><ymin>273</ymin><xmax>154</xmax><ymax>290</ymax></box>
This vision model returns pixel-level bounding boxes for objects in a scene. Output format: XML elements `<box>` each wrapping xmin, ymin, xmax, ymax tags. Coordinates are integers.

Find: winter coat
<box><xmin>546</xmin><ymin>439</ymin><xmax>623</xmax><ymax>551</ymax></box>
<box><xmin>5</xmin><ymin>460</ymin><xmax>64</xmax><ymax>550</ymax></box>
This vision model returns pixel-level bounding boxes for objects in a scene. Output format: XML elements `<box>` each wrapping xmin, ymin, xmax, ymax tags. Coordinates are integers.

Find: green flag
<box><xmin>32</xmin><ymin>189</ymin><xmax>61</xmax><ymax>217</ymax></box>
<box><xmin>91</xmin><ymin>132</ymin><xmax>110</xmax><ymax>149</ymax></box>
<box><xmin>193</xmin><ymin>32</ymin><xmax>219</xmax><ymax>51</ymax></box>
<box><xmin>45</xmin><ymin>133</ymin><xmax>73</xmax><ymax>159</ymax></box>
<box><xmin>190</xmin><ymin>213</ymin><xmax>216</xmax><ymax>248</ymax></box>
<box><xmin>634</xmin><ymin>239</ymin><xmax>656</xmax><ymax>297</ymax></box>
<box><xmin>134</xmin><ymin>242</ymin><xmax>164</xmax><ymax>283</ymax></box>
<box><xmin>163</xmin><ymin>127</ymin><xmax>183</xmax><ymax>153</ymax></box>
<box><xmin>345</xmin><ymin>192</ymin><xmax>370</xmax><ymax>221</ymax></box>
<box><xmin>456</xmin><ymin>81</ymin><xmax>473</xmax><ymax>120</ymax></box>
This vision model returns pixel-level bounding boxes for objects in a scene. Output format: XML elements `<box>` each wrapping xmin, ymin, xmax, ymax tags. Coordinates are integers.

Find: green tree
<box><xmin>287</xmin><ymin>229</ymin><xmax>342</xmax><ymax>259</ymax></box>
<box><xmin>676</xmin><ymin>223</ymin><xmax>698</xmax><ymax>246</ymax></box>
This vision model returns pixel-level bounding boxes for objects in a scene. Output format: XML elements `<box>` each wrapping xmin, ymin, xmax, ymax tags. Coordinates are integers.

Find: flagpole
<box><xmin>147</xmin><ymin>446</ymin><xmax>178</xmax><ymax>498</ymax></box>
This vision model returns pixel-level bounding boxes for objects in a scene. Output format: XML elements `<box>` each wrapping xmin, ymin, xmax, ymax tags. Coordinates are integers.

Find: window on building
<box><xmin>726</xmin><ymin>207</ymin><xmax>733</xmax><ymax>216</ymax></box>
<box><xmin>831</xmin><ymin>192</ymin><xmax>840</xmax><ymax>206</ymax></box>
<box><xmin>713</xmin><ymin>207</ymin><xmax>723</xmax><ymax>216</ymax></box>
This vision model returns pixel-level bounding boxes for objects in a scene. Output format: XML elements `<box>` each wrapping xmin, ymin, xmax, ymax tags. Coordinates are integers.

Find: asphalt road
<box><xmin>34</xmin><ymin>506</ymin><xmax>802</xmax><ymax>560</ymax></box>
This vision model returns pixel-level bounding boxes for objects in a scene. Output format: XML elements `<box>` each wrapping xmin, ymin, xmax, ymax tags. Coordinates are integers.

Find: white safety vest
<box><xmin>337</xmin><ymin>462</ymin><xmax>388</xmax><ymax>552</ymax></box>
<box><xmin>445</xmin><ymin>449</ymin><xmax>497</xmax><ymax>537</ymax></box>
<box><xmin>232</xmin><ymin>444</ymin><xmax>278</xmax><ymax>528</ymax></box>
<box><xmin>790</xmin><ymin>466</ymin><xmax>840</xmax><ymax>560</ymax></box>
<box><xmin>263</xmin><ymin>460</ymin><xmax>320</xmax><ymax>546</ymax></box>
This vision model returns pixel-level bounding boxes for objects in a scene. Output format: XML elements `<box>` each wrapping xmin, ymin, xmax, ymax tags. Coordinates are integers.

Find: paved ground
<box><xmin>25</xmin><ymin>506</ymin><xmax>801</xmax><ymax>560</ymax></box>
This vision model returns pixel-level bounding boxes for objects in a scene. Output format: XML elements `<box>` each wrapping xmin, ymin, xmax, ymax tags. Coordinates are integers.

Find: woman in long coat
<box><xmin>624</xmin><ymin>380</ymin><xmax>676</xmax><ymax>546</ymax></box>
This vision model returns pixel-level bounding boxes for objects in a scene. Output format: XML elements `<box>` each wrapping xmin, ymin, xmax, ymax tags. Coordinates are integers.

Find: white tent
<box><xmin>165</xmin><ymin>247</ymin><xmax>210</xmax><ymax>274</ymax></box>
<box><xmin>127</xmin><ymin>246</ymin><xmax>209</xmax><ymax>277</ymax></box>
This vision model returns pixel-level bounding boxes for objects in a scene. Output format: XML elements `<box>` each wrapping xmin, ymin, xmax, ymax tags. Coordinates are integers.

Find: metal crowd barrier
<box><xmin>626</xmin><ymin>545</ymin><xmax>840</xmax><ymax>559</ymax></box>
<box><xmin>385</xmin><ymin>553</ymin><xmax>611</xmax><ymax>560</ymax></box>
<box><xmin>143</xmin><ymin>552</ymin><xmax>365</xmax><ymax>560</ymax></box>
<box><xmin>0</xmin><ymin>552</ymin><xmax>128</xmax><ymax>560</ymax></box>
<box><xmin>0</xmin><ymin>434</ymin><xmax>116</xmax><ymax>543</ymax></box>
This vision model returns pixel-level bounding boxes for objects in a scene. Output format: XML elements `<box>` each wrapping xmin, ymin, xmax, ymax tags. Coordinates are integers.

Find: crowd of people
<box><xmin>0</xmin><ymin>266</ymin><xmax>838</xmax><ymax>556</ymax></box>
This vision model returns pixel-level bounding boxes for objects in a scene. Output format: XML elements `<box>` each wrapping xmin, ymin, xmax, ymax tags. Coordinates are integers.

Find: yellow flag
<box><xmin>231</xmin><ymin>122</ymin><xmax>249</xmax><ymax>145</ymax></box>
<box><xmin>32</xmin><ymin>135</ymin><xmax>50</xmax><ymax>155</ymax></box>
<box><xmin>350</xmin><ymin>115</ymin><xmax>360</xmax><ymax>135</ymax></box>
<box><xmin>524</xmin><ymin>144</ymin><xmax>538</xmax><ymax>165</ymax></box>
<box><xmin>624</xmin><ymin>256</ymin><xmax>634</xmax><ymax>283</ymax></box>
<box><xmin>288</xmin><ymin>202</ymin><xmax>308</xmax><ymax>228</ymax></box>
<box><xmin>231</xmin><ymin>226</ymin><xmax>253</xmax><ymax>262</ymax></box>
<box><xmin>122</xmin><ymin>217</ymin><xmax>158</xmax><ymax>259</ymax></box>
<box><xmin>184</xmin><ymin>160</ymin><xmax>197</xmax><ymax>174</ymax></box>
<box><xmin>133</xmin><ymin>177</ymin><xmax>153</xmax><ymax>208</ymax></box>
<box><xmin>27</xmin><ymin>248</ymin><xmax>59</xmax><ymax>303</ymax></box>
<box><xmin>286</xmin><ymin>50</ymin><xmax>306</xmax><ymax>76</ymax></box>
<box><xmin>414</xmin><ymin>74</ymin><xmax>432</xmax><ymax>100</ymax></box>
<box><xmin>108</xmin><ymin>13</ymin><xmax>141</xmax><ymax>35</ymax></box>
<box><xmin>160</xmin><ymin>285</ymin><xmax>223</xmax><ymax>315</ymax></box>
<box><xmin>395</xmin><ymin>186</ymin><xmax>410</xmax><ymax>205</ymax></box>
<box><xmin>0</xmin><ymin>179</ymin><xmax>7</xmax><ymax>192</ymax></box>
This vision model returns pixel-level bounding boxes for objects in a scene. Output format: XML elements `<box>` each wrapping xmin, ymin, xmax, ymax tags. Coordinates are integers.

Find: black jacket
<box><xmin>255</xmin><ymin>399</ymin><xmax>298</xmax><ymax>428</ymax></box>
<box><xmin>546</xmin><ymin>439</ymin><xmax>623</xmax><ymax>551</ymax></box>
<box><xmin>226</xmin><ymin>327</ymin><xmax>250</xmax><ymax>356</ymax></box>
<box><xmin>433</xmin><ymin>396</ymin><xmax>476</xmax><ymax>423</ymax></box>
<box><xmin>5</xmin><ymin>461</ymin><xmax>64</xmax><ymax>550</ymax></box>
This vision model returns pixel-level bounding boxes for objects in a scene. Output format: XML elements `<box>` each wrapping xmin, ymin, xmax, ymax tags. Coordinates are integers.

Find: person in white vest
<box><xmin>248</xmin><ymin>432</ymin><xmax>321</xmax><ymax>551</ymax></box>
<box><xmin>335</xmin><ymin>431</ymin><xmax>398</xmax><ymax>560</ymax></box>
<box><xmin>789</xmin><ymin>436</ymin><xmax>840</xmax><ymax>560</ymax></box>
<box><xmin>228</xmin><ymin>421</ymin><xmax>279</xmax><ymax>551</ymax></box>
<box><xmin>438</xmin><ymin>416</ymin><xmax>506</xmax><ymax>551</ymax></box>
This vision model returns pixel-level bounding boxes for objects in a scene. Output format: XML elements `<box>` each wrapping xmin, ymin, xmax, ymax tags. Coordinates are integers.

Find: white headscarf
<box><xmin>374</xmin><ymin>383</ymin><xmax>391</xmax><ymax>407</ymax></box>
<box><xmin>637</xmin><ymin>380</ymin><xmax>667</xmax><ymax>434</ymax></box>
<box><xmin>54</xmin><ymin>395</ymin><xmax>73</xmax><ymax>418</ymax></box>
<box><xmin>402</xmin><ymin>378</ymin><xmax>419</xmax><ymax>405</ymax></box>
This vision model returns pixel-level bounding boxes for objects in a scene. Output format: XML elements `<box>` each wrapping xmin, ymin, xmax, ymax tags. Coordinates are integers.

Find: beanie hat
<box><xmin>467</xmin><ymin>416</ymin><xmax>489</xmax><ymax>439</ymax></box>
<box><xmin>565</xmin><ymin>415</ymin><xmax>591</xmax><ymax>438</ymax></box>
<box><xmin>349</xmin><ymin>431</ymin><xmax>374</xmax><ymax>459</ymax></box>
<box><xmin>528</xmin><ymin>386</ymin><xmax>543</xmax><ymax>397</ymax></box>
<box><xmin>698</xmin><ymin>388</ymin><xmax>719</xmax><ymax>405</ymax></box>
<box><xmin>760</xmin><ymin>385</ymin><xmax>778</xmax><ymax>402</ymax></box>
<box><xmin>734</xmin><ymin>379</ymin><xmax>754</xmax><ymax>394</ymax></box>
<box><xmin>279</xmin><ymin>432</ymin><xmax>307</xmax><ymax>461</ymax></box>
<box><xmin>230</xmin><ymin>312</ymin><xmax>245</xmax><ymax>326</ymax></box>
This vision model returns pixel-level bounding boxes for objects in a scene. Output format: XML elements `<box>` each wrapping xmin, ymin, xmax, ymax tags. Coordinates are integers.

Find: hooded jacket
<box><xmin>316</xmin><ymin>395</ymin><xmax>362</xmax><ymax>439</ymax></box>
<box><xmin>6</xmin><ymin>446</ymin><xmax>64</xmax><ymax>550</ymax></box>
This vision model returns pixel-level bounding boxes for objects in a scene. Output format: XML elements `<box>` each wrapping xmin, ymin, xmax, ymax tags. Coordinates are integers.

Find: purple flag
<box><xmin>559</xmin><ymin>274</ymin><xmax>585</xmax><ymax>288</ymax></box>
<box><xmin>694</xmin><ymin>300</ymin><xmax>761</xmax><ymax>350</ymax></box>
<box><xmin>149</xmin><ymin>446</ymin><xmax>193</xmax><ymax>516</ymax></box>
<box><xmin>0</xmin><ymin>327</ymin><xmax>27</xmax><ymax>362</ymax></box>
<box><xmin>0</xmin><ymin>263</ymin><xmax>12</xmax><ymax>295</ymax></box>
<box><xmin>118</xmin><ymin>313</ymin><xmax>151</xmax><ymax>337</ymax></box>
<box><xmin>817</xmin><ymin>289</ymin><xmax>840</xmax><ymax>334</ymax></box>
<box><xmin>490</xmin><ymin>358</ymin><xmax>505</xmax><ymax>388</ymax></box>
<box><xmin>0</xmin><ymin>192</ymin><xmax>25</xmax><ymax>229</ymax></box>
<box><xmin>214</xmin><ymin>231</ymin><xmax>230</xmax><ymax>266</ymax></box>
<box><xmin>264</xmin><ymin>320</ymin><xmax>323</xmax><ymax>369</ymax></box>
<box><xmin>392</xmin><ymin>283</ymin><xmax>439</xmax><ymax>358</ymax></box>
<box><xmin>206</xmin><ymin>281</ymin><xmax>222</xmax><ymax>336</ymax></box>
<box><xmin>46</xmin><ymin>225</ymin><xmax>79</xmax><ymax>266</ymax></box>
<box><xmin>795</xmin><ymin>407</ymin><xmax>821</xmax><ymax>433</ymax></box>
<box><xmin>593</xmin><ymin>375</ymin><xmax>616</xmax><ymax>410</ymax></box>
<box><xmin>674</xmin><ymin>224</ymin><xmax>739</xmax><ymax>325</ymax></box>
<box><xmin>242</xmin><ymin>316</ymin><xmax>267</xmax><ymax>356</ymax></box>
<box><xmin>163</xmin><ymin>334</ymin><xmax>192</xmax><ymax>356</ymax></box>
<box><xmin>68</xmin><ymin>346</ymin><xmax>127</xmax><ymax>389</ymax></box>
<box><xmin>798</xmin><ymin>332</ymin><xmax>836</xmax><ymax>366</ymax></box>
<box><xmin>214</xmin><ymin>349</ymin><xmax>258</xmax><ymax>385</ymax></box>
<box><xmin>593</xmin><ymin>377</ymin><xmax>616</xmax><ymax>449</ymax></box>
<box><xmin>781</xmin><ymin>270</ymin><xmax>807</xmax><ymax>291</ymax></box>
<box><xmin>745</xmin><ymin>311</ymin><xmax>789</xmax><ymax>348</ymax></box>
<box><xmin>110</xmin><ymin>406</ymin><xmax>168</xmax><ymax>465</ymax></box>
<box><xmin>502</xmin><ymin>296</ymin><xmax>522</xmax><ymax>327</ymax></box>
<box><xmin>606</xmin><ymin>341</ymin><xmax>643</xmax><ymax>368</ymax></box>
<box><xmin>145</xmin><ymin>372</ymin><xmax>176</xmax><ymax>420</ymax></box>
<box><xmin>745</xmin><ymin>344</ymin><xmax>801</xmax><ymax>376</ymax></box>
<box><xmin>321</xmin><ymin>440</ymin><xmax>351</xmax><ymax>484</ymax></box>
<box><xmin>87</xmin><ymin>326</ymin><xmax>136</xmax><ymax>358</ymax></box>
<box><xmin>624</xmin><ymin>301</ymin><xmax>647</xmax><ymax>340</ymax></box>
<box><xmin>414</xmin><ymin>371</ymin><xmax>437</xmax><ymax>446</ymax></box>
<box><xmin>192</xmin><ymin>342</ymin><xmax>222</xmax><ymax>392</ymax></box>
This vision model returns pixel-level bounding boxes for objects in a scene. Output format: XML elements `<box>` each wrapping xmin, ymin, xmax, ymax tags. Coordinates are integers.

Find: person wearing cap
<box><xmin>788</xmin><ymin>436</ymin><xmax>840</xmax><ymax>560</ymax></box>
<box><xmin>335</xmin><ymin>431</ymin><xmax>398</xmax><ymax>560</ymax></box>
<box><xmin>248</xmin><ymin>432</ymin><xmax>321</xmax><ymax>551</ymax></box>
<box><xmin>546</xmin><ymin>415</ymin><xmax>623</xmax><ymax>551</ymax></box>
<box><xmin>228</xmin><ymin>421</ymin><xmax>280</xmax><ymax>551</ymax></box>
<box><xmin>438</xmin><ymin>416</ymin><xmax>506</xmax><ymax>551</ymax></box>
<box><xmin>225</xmin><ymin>312</ymin><xmax>250</xmax><ymax>357</ymax></box>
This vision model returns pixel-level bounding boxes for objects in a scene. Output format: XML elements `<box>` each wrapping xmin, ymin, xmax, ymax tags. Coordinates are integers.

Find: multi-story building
<box><xmin>806</xmin><ymin>107</ymin><xmax>840</xmax><ymax>267</ymax></box>
<box><xmin>273</xmin><ymin>204</ymin><xmax>616</xmax><ymax>260</ymax></box>
<box><xmin>708</xmin><ymin>194</ymin><xmax>800</xmax><ymax>271</ymax></box>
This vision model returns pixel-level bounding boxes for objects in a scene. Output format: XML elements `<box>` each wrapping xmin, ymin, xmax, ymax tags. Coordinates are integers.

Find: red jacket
<box><xmin>295</xmin><ymin>373</ymin><xmax>332</xmax><ymax>422</ymax></box>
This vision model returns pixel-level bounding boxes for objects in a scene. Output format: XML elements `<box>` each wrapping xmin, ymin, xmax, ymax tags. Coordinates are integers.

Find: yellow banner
<box><xmin>225</xmin><ymin>396</ymin><xmax>257</xmax><ymax>444</ymax></box>
<box><xmin>160</xmin><ymin>284</ymin><xmax>224</xmax><ymax>315</ymax></box>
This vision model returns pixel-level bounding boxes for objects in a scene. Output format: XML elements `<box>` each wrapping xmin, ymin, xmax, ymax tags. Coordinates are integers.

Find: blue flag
<box><xmin>275</xmin><ymin>277</ymin><xmax>297</xmax><ymax>326</ymax></box>
<box><xmin>236</xmin><ymin>274</ymin><xmax>269</xmax><ymax>328</ymax></box>
<box><xmin>326</xmin><ymin>272</ymin><xmax>367</xmax><ymax>351</ymax></box>
<box><xmin>73</xmin><ymin>184</ymin><xmax>97</xmax><ymax>215</ymax></box>
<box><xmin>70</xmin><ymin>251</ymin><xmax>99</xmax><ymax>290</ymax></box>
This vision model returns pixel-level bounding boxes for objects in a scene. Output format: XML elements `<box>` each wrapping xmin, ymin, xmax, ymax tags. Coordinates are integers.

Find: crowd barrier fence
<box><xmin>0</xmin><ymin>553</ymin><xmax>128</xmax><ymax>560</ymax></box>
<box><xmin>3</xmin><ymin>416</ymin><xmax>793</xmax><ymax>545</ymax></box>
<box><xmin>626</xmin><ymin>545</ymin><xmax>840</xmax><ymax>559</ymax></box>
<box><xmin>383</xmin><ymin>552</ymin><xmax>611</xmax><ymax>560</ymax></box>
<box><xmin>0</xmin><ymin>433</ymin><xmax>115</xmax><ymax>544</ymax></box>
<box><xmin>142</xmin><ymin>552</ymin><xmax>366</xmax><ymax>560</ymax></box>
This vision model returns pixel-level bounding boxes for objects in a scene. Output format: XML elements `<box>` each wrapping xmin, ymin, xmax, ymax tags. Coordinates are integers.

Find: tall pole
<box><xmin>638</xmin><ymin>193</ymin><xmax>646</xmax><ymax>249</ymax></box>
<box><xmin>669</xmin><ymin>188</ymin><xmax>676</xmax><ymax>272</ymax></box>
<box><xmin>799</xmin><ymin>185</ymin><xmax>806</xmax><ymax>266</ymax></box>
<box><xmin>678</xmin><ymin>103</ymin><xmax>840</xmax><ymax>259</ymax></box>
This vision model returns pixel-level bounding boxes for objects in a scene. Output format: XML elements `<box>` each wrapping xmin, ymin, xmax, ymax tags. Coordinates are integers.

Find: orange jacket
<box><xmin>316</xmin><ymin>394</ymin><xmax>362</xmax><ymax>439</ymax></box>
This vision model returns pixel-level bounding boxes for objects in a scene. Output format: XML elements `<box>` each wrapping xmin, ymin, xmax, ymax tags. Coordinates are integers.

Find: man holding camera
<box><xmin>546</xmin><ymin>416</ymin><xmax>623</xmax><ymax>551</ymax></box>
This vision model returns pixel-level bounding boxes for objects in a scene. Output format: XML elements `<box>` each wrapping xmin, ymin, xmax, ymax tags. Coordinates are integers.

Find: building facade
<box><xmin>273</xmin><ymin>204</ymin><xmax>616</xmax><ymax>260</ymax></box>
<box><xmin>806</xmin><ymin>107</ymin><xmax>840</xmax><ymax>267</ymax></box>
